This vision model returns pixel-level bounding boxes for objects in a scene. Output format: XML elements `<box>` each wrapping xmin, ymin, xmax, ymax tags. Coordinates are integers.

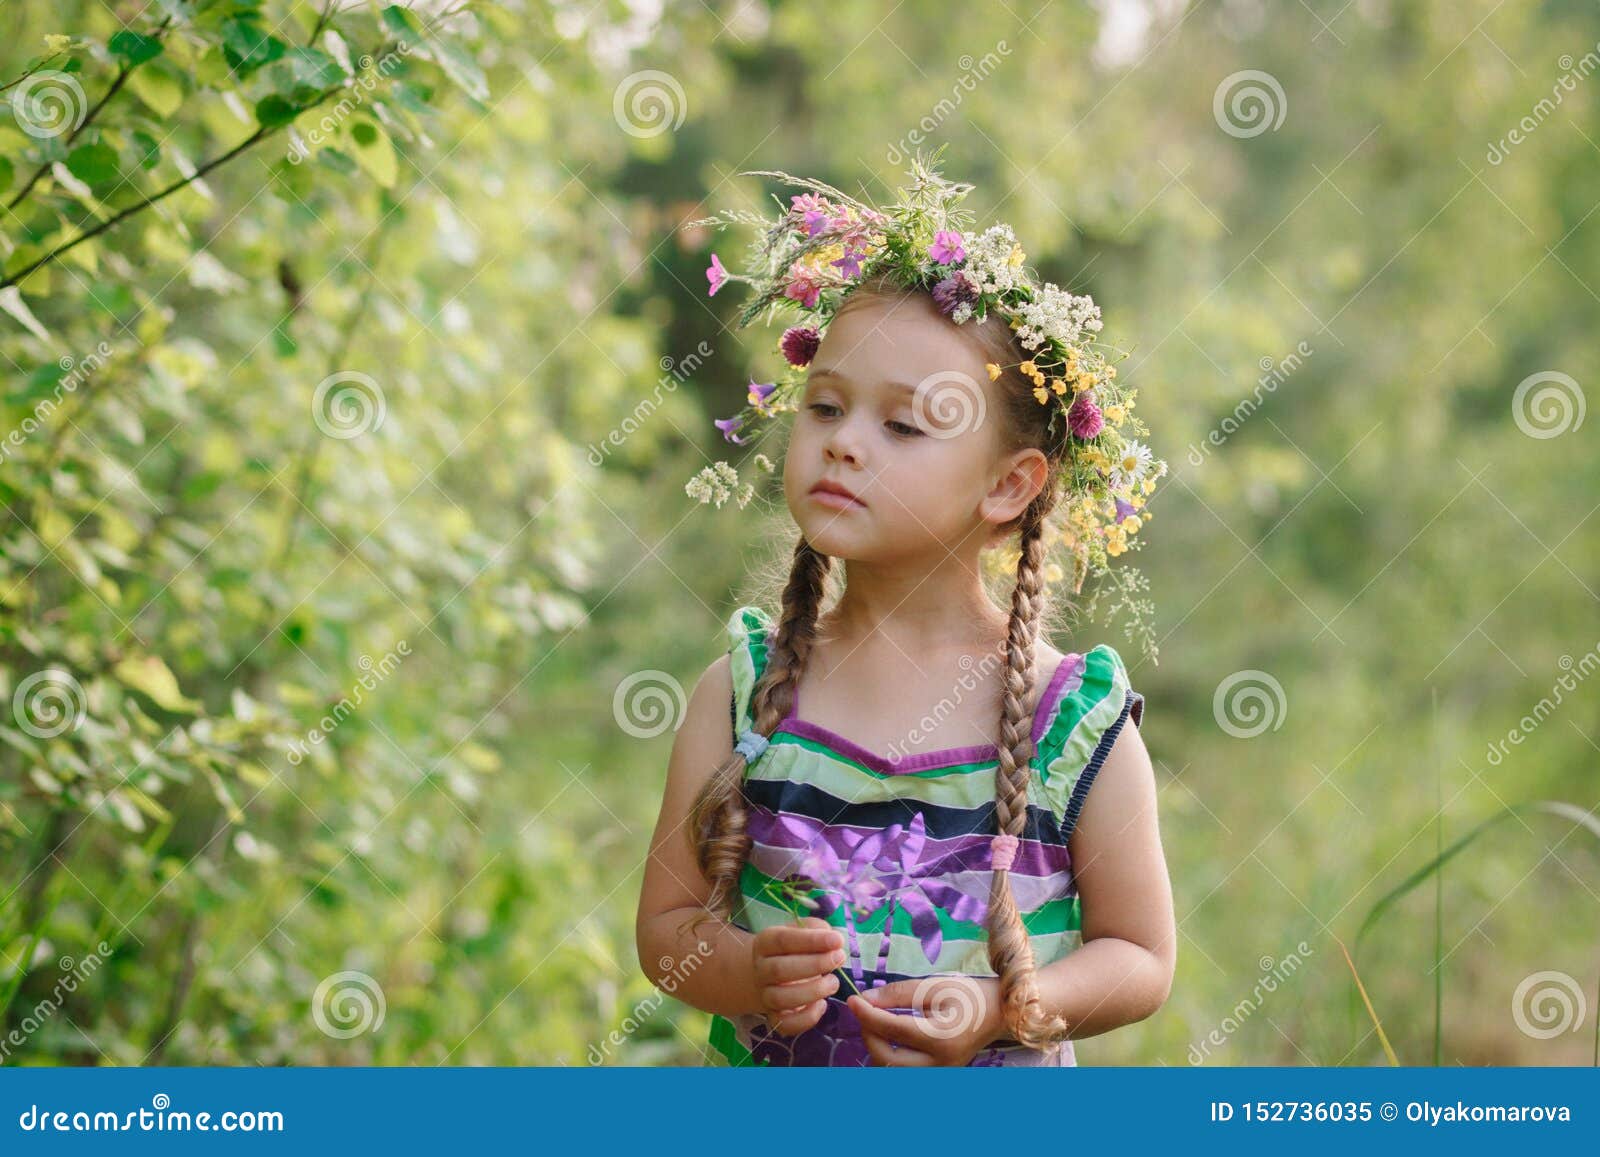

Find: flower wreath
<box><xmin>682</xmin><ymin>151</ymin><xmax>1168</xmax><ymax>661</ymax></box>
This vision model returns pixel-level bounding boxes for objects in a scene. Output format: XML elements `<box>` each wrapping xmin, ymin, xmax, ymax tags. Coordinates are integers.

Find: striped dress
<box><xmin>707</xmin><ymin>604</ymin><xmax>1145</xmax><ymax>1067</ymax></box>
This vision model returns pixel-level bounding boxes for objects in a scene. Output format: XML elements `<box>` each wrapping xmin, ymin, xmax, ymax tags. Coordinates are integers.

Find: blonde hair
<box><xmin>683</xmin><ymin>272</ymin><xmax>1079</xmax><ymax>1050</ymax></box>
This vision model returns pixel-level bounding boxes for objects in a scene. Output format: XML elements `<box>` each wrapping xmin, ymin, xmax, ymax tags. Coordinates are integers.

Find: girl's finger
<box><xmin>767</xmin><ymin>997</ymin><xmax>827</xmax><ymax>1036</ymax></box>
<box><xmin>859</xmin><ymin>1027</ymin><xmax>933</xmax><ymax>1067</ymax></box>
<box><xmin>761</xmin><ymin>921</ymin><xmax>844</xmax><ymax>956</ymax></box>
<box><xmin>758</xmin><ymin>947</ymin><xmax>847</xmax><ymax>985</ymax></box>
<box><xmin>764</xmin><ymin>971</ymin><xmax>841</xmax><ymax>1012</ymax></box>
<box><xmin>848</xmin><ymin>994</ymin><xmax>924</xmax><ymax>1048</ymax></box>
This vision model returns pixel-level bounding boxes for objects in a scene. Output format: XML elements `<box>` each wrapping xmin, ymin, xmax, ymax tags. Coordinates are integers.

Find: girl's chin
<box><xmin>794</xmin><ymin>518</ymin><xmax>867</xmax><ymax>554</ymax></box>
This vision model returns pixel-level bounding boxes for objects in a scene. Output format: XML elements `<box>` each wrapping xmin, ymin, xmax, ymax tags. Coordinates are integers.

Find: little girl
<box><xmin>637</xmin><ymin>158</ymin><xmax>1175</xmax><ymax>1067</ymax></box>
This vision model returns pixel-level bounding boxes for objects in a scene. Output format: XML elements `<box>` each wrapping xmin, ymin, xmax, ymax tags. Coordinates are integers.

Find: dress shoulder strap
<box><xmin>1033</xmin><ymin>643</ymin><xmax>1144</xmax><ymax>837</ymax></box>
<box><xmin>726</xmin><ymin>604</ymin><xmax>776</xmax><ymax>737</ymax></box>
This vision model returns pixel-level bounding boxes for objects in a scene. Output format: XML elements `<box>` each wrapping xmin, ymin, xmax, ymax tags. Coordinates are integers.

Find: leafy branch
<box><xmin>5</xmin><ymin>18</ymin><xmax>175</xmax><ymax>212</ymax></box>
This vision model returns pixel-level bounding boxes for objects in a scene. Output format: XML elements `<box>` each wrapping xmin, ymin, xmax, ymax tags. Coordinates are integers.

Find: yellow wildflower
<box><xmin>1007</xmin><ymin>244</ymin><xmax>1025</xmax><ymax>267</ymax></box>
<box><xmin>986</xmin><ymin>363</ymin><xmax>1002</xmax><ymax>381</ymax></box>
<box><xmin>1033</xmin><ymin>385</ymin><xmax>1050</xmax><ymax>404</ymax></box>
<box><xmin>1020</xmin><ymin>360</ymin><xmax>1036</xmax><ymax>376</ymax></box>
<box><xmin>1104</xmin><ymin>405</ymin><xmax>1125</xmax><ymax>425</ymax></box>
<box><xmin>802</xmin><ymin>243</ymin><xmax>845</xmax><ymax>274</ymax></box>
<box><xmin>1050</xmin><ymin>378</ymin><xmax>1067</xmax><ymax>395</ymax></box>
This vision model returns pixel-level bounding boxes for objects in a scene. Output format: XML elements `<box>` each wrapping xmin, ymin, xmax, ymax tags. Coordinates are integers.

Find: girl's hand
<box><xmin>752</xmin><ymin>916</ymin><xmax>847</xmax><ymax>1037</ymax></box>
<box><xmin>847</xmin><ymin>975</ymin><xmax>1006</xmax><ymax>1066</ymax></box>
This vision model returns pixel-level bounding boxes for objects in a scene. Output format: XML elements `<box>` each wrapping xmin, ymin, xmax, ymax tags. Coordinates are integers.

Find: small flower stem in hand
<box><xmin>760</xmin><ymin>876</ymin><xmax>862</xmax><ymax>998</ymax></box>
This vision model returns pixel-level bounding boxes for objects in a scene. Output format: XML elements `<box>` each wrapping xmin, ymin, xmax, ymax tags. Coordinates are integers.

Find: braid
<box><xmin>679</xmin><ymin>536</ymin><xmax>832</xmax><ymax>940</ymax></box>
<box><xmin>985</xmin><ymin>485</ymin><xmax>1073</xmax><ymax>1050</ymax></box>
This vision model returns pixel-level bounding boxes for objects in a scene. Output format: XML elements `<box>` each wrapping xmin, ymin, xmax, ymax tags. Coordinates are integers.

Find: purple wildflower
<box><xmin>1068</xmin><ymin>394</ymin><xmax>1104</xmax><ymax>440</ymax></box>
<box><xmin>931</xmin><ymin>272</ymin><xmax>978</xmax><ymax>317</ymax></box>
<box><xmin>831</xmin><ymin>248</ymin><xmax>864</xmax><ymax>279</ymax></box>
<box><xmin>746</xmin><ymin>380</ymin><xmax>778</xmax><ymax>413</ymax></box>
<box><xmin>714</xmin><ymin>415</ymin><xmax>746</xmax><ymax>444</ymax></box>
<box><xmin>706</xmin><ymin>253</ymin><xmax>728</xmax><ymax>296</ymax></box>
<box><xmin>781</xmin><ymin>325</ymin><xmax>821</xmax><ymax>367</ymax></box>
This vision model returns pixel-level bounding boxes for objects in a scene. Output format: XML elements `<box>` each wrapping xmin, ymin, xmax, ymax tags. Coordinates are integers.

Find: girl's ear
<box><xmin>980</xmin><ymin>448</ymin><xmax>1049</xmax><ymax>528</ymax></box>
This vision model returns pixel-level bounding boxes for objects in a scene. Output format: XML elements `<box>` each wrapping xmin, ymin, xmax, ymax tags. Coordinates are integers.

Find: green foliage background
<box><xmin>0</xmin><ymin>0</ymin><xmax>1594</xmax><ymax>1066</ymax></box>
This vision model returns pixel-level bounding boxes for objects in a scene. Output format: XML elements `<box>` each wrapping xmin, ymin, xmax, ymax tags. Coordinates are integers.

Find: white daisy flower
<box><xmin>1110</xmin><ymin>439</ymin><xmax>1154</xmax><ymax>489</ymax></box>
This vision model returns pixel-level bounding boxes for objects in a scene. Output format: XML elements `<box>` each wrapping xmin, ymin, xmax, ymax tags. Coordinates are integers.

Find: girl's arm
<box><xmin>1033</xmin><ymin>718</ymin><xmax>1177</xmax><ymax>1039</ymax></box>
<box><xmin>635</xmin><ymin>652</ymin><xmax>769</xmax><ymax>1020</ymax></box>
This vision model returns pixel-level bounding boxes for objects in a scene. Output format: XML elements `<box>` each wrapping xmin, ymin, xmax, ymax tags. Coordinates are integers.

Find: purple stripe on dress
<box><xmin>746</xmin><ymin>801</ymin><xmax>1073</xmax><ymax>879</ymax></box>
<box><xmin>777</xmin><ymin>650</ymin><xmax>1086</xmax><ymax>775</ymax></box>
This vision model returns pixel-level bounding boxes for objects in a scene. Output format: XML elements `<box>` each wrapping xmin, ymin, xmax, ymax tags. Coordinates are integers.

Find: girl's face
<box><xmin>783</xmin><ymin>291</ymin><xmax>1040</xmax><ymax>563</ymax></box>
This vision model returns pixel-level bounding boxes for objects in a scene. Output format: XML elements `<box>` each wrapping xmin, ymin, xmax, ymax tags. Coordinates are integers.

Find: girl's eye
<box><xmin>886</xmin><ymin>420</ymin><xmax>923</xmax><ymax>437</ymax></box>
<box><xmin>806</xmin><ymin>402</ymin><xmax>840</xmax><ymax>418</ymax></box>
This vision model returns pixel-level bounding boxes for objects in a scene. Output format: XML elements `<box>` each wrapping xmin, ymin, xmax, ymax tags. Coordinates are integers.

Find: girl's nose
<box><xmin>824</xmin><ymin>421</ymin><xmax>863</xmax><ymax>465</ymax></box>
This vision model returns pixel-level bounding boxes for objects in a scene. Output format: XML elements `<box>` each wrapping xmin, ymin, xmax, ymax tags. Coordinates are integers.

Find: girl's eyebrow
<box><xmin>807</xmin><ymin>368</ymin><xmax>919</xmax><ymax>397</ymax></box>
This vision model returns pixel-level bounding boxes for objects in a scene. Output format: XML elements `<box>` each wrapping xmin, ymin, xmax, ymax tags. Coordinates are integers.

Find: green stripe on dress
<box><xmin>708</xmin><ymin>1013</ymin><xmax>756</xmax><ymax>1066</ymax></box>
<box><xmin>738</xmin><ymin>859</ymin><xmax>1080</xmax><ymax>937</ymax></box>
<box><xmin>1037</xmin><ymin>645</ymin><xmax>1130</xmax><ymax>817</ymax></box>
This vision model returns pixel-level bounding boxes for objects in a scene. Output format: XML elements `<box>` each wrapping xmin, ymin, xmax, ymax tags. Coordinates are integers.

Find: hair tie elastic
<box><xmin>990</xmin><ymin>833</ymin><xmax>1020</xmax><ymax>872</ymax></box>
<box><xmin>734</xmin><ymin>729</ymin><xmax>769</xmax><ymax>763</ymax></box>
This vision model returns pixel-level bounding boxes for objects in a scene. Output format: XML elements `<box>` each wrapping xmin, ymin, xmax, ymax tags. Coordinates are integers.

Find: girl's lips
<box><xmin>809</xmin><ymin>487</ymin><xmax>865</xmax><ymax>510</ymax></box>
